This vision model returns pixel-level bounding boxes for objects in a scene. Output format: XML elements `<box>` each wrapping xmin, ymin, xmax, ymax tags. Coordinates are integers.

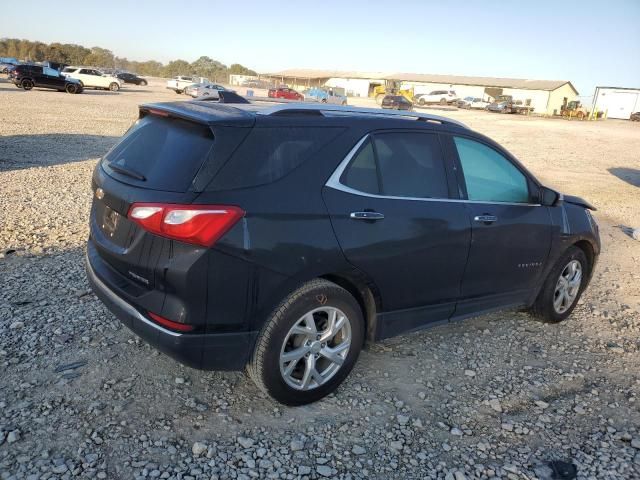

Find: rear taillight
<box><xmin>147</xmin><ymin>311</ymin><xmax>195</xmax><ymax>332</ymax></box>
<box><xmin>128</xmin><ymin>203</ymin><xmax>244</xmax><ymax>247</ymax></box>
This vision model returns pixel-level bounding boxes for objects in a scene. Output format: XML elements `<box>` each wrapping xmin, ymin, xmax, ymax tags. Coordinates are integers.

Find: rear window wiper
<box><xmin>106</xmin><ymin>162</ymin><xmax>146</xmax><ymax>181</ymax></box>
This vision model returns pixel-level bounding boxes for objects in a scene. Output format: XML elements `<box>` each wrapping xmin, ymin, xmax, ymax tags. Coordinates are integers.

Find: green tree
<box><xmin>163</xmin><ymin>59</ymin><xmax>192</xmax><ymax>77</ymax></box>
<box><xmin>0</xmin><ymin>38</ymin><xmax>258</xmax><ymax>81</ymax></box>
<box><xmin>190</xmin><ymin>56</ymin><xmax>227</xmax><ymax>79</ymax></box>
<box><xmin>83</xmin><ymin>47</ymin><xmax>115</xmax><ymax>68</ymax></box>
<box><xmin>228</xmin><ymin>63</ymin><xmax>257</xmax><ymax>76</ymax></box>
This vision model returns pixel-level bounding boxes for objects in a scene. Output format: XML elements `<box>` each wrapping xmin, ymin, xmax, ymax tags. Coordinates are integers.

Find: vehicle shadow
<box><xmin>0</xmin><ymin>133</ymin><xmax>119</xmax><ymax>171</ymax></box>
<box><xmin>608</xmin><ymin>167</ymin><xmax>640</xmax><ymax>188</ymax></box>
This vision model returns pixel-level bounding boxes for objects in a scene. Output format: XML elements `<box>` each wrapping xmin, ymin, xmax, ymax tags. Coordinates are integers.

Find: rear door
<box><xmin>446</xmin><ymin>135</ymin><xmax>552</xmax><ymax>314</ymax></box>
<box><xmin>323</xmin><ymin>131</ymin><xmax>471</xmax><ymax>339</ymax></box>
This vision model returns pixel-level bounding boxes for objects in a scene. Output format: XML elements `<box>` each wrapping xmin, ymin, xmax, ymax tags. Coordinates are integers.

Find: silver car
<box><xmin>185</xmin><ymin>83</ymin><xmax>229</xmax><ymax>98</ymax></box>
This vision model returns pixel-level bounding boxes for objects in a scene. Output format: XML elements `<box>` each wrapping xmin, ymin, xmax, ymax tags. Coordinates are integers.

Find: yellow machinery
<box><xmin>372</xmin><ymin>81</ymin><xmax>414</xmax><ymax>104</ymax></box>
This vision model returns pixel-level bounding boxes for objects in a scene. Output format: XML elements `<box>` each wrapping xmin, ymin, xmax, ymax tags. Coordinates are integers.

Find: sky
<box><xmin>2</xmin><ymin>0</ymin><xmax>639</xmax><ymax>95</ymax></box>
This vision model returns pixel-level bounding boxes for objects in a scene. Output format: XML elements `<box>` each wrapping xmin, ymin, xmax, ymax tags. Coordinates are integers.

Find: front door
<box><xmin>323</xmin><ymin>131</ymin><xmax>471</xmax><ymax>339</ymax></box>
<box><xmin>448</xmin><ymin>135</ymin><xmax>552</xmax><ymax>315</ymax></box>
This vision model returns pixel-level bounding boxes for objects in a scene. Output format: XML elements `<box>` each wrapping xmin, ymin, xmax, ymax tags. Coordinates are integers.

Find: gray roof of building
<box><xmin>264</xmin><ymin>69</ymin><xmax>577</xmax><ymax>93</ymax></box>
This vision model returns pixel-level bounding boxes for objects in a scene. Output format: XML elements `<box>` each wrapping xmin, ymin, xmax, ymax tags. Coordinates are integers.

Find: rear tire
<box><xmin>248</xmin><ymin>279</ymin><xmax>365</xmax><ymax>405</ymax></box>
<box><xmin>440</xmin><ymin>98</ymin><xmax>447</xmax><ymax>104</ymax></box>
<box><xmin>531</xmin><ymin>246</ymin><xmax>589</xmax><ymax>323</ymax></box>
<box><xmin>109</xmin><ymin>82</ymin><xmax>119</xmax><ymax>91</ymax></box>
<box><xmin>418</xmin><ymin>98</ymin><xmax>426</xmax><ymax>106</ymax></box>
<box><xmin>21</xmin><ymin>79</ymin><xmax>34</xmax><ymax>90</ymax></box>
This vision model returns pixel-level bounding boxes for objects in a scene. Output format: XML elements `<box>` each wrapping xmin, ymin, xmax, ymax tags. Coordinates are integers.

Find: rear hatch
<box><xmin>89</xmin><ymin>104</ymin><xmax>253</xmax><ymax>328</ymax></box>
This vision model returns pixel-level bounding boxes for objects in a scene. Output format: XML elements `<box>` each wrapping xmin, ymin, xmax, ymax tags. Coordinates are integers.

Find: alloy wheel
<box><xmin>553</xmin><ymin>260</ymin><xmax>582</xmax><ymax>314</ymax></box>
<box><xmin>279</xmin><ymin>307</ymin><xmax>352</xmax><ymax>391</ymax></box>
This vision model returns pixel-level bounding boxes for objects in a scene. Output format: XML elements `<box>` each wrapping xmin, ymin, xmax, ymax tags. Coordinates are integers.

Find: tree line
<box><xmin>0</xmin><ymin>38</ymin><xmax>258</xmax><ymax>80</ymax></box>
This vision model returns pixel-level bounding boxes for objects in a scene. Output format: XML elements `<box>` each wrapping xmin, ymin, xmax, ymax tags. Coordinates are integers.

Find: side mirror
<box><xmin>540</xmin><ymin>186</ymin><xmax>560</xmax><ymax>206</ymax></box>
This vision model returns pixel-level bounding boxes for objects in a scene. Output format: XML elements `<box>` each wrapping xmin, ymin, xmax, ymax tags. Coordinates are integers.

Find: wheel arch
<box><xmin>319</xmin><ymin>271</ymin><xmax>382</xmax><ymax>342</ymax></box>
<box><xmin>572</xmin><ymin>239</ymin><xmax>594</xmax><ymax>268</ymax></box>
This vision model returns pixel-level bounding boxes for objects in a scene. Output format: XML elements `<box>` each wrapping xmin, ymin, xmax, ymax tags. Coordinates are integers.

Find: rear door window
<box><xmin>340</xmin><ymin>132</ymin><xmax>449</xmax><ymax>199</ymax></box>
<box><xmin>102</xmin><ymin>114</ymin><xmax>214</xmax><ymax>192</ymax></box>
<box><xmin>374</xmin><ymin>133</ymin><xmax>449</xmax><ymax>199</ymax></box>
<box><xmin>209</xmin><ymin>127</ymin><xmax>344</xmax><ymax>190</ymax></box>
<box><xmin>341</xmin><ymin>140</ymin><xmax>379</xmax><ymax>194</ymax></box>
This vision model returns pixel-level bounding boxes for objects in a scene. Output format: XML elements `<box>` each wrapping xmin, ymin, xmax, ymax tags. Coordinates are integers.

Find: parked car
<box><xmin>9</xmin><ymin>64</ymin><xmax>83</xmax><ymax>93</ymax></box>
<box><xmin>62</xmin><ymin>67</ymin><xmax>122</xmax><ymax>91</ymax></box>
<box><xmin>381</xmin><ymin>95</ymin><xmax>413</xmax><ymax>110</ymax></box>
<box><xmin>630</xmin><ymin>112</ymin><xmax>640</xmax><ymax>122</ymax></box>
<box><xmin>457</xmin><ymin>96</ymin><xmax>489</xmax><ymax>110</ymax></box>
<box><xmin>87</xmin><ymin>102</ymin><xmax>600</xmax><ymax>405</ymax></box>
<box><xmin>167</xmin><ymin>76</ymin><xmax>209</xmax><ymax>94</ymax></box>
<box><xmin>185</xmin><ymin>83</ymin><xmax>230</xmax><ymax>98</ymax></box>
<box><xmin>414</xmin><ymin>90</ymin><xmax>458</xmax><ymax>106</ymax></box>
<box><xmin>0</xmin><ymin>62</ymin><xmax>15</xmax><ymax>74</ymax></box>
<box><xmin>116</xmin><ymin>72</ymin><xmax>148</xmax><ymax>86</ymax></box>
<box><xmin>0</xmin><ymin>57</ymin><xmax>19</xmax><ymax>73</ymax></box>
<box><xmin>268</xmin><ymin>86</ymin><xmax>304</xmax><ymax>100</ymax></box>
<box><xmin>303</xmin><ymin>87</ymin><xmax>347</xmax><ymax>105</ymax></box>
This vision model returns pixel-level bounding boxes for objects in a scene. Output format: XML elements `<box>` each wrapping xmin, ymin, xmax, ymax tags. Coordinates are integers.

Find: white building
<box><xmin>263</xmin><ymin>69</ymin><xmax>579</xmax><ymax>116</ymax></box>
<box><xmin>593</xmin><ymin>87</ymin><xmax>640</xmax><ymax>119</ymax></box>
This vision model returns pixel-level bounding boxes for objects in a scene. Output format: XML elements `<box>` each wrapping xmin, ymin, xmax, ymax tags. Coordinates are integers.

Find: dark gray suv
<box><xmin>87</xmin><ymin>102</ymin><xmax>600</xmax><ymax>405</ymax></box>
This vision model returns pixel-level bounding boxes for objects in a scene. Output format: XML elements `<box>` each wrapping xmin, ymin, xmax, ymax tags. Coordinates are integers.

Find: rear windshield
<box><xmin>208</xmin><ymin>127</ymin><xmax>344</xmax><ymax>190</ymax></box>
<box><xmin>102</xmin><ymin>114</ymin><xmax>214</xmax><ymax>192</ymax></box>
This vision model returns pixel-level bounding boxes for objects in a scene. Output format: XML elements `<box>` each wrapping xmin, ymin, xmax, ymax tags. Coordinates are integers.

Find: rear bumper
<box><xmin>86</xmin><ymin>251</ymin><xmax>257</xmax><ymax>371</ymax></box>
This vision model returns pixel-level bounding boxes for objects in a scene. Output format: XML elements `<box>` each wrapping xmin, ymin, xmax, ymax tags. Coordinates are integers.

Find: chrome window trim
<box><xmin>325</xmin><ymin>134</ymin><xmax>542</xmax><ymax>207</ymax></box>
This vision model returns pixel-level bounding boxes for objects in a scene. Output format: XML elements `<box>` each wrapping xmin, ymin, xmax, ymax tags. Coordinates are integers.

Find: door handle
<box><xmin>350</xmin><ymin>211</ymin><xmax>385</xmax><ymax>221</ymax></box>
<box><xmin>474</xmin><ymin>215</ymin><xmax>498</xmax><ymax>223</ymax></box>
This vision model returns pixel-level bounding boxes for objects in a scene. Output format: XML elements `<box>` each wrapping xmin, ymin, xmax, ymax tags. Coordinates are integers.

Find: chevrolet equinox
<box><xmin>86</xmin><ymin>101</ymin><xmax>600</xmax><ymax>405</ymax></box>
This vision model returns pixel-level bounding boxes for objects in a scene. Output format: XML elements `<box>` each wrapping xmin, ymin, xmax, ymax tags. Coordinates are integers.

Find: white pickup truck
<box><xmin>166</xmin><ymin>76</ymin><xmax>210</xmax><ymax>94</ymax></box>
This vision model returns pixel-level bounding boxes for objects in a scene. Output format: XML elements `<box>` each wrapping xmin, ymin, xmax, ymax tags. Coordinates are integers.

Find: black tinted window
<box><xmin>341</xmin><ymin>140</ymin><xmax>379</xmax><ymax>194</ymax></box>
<box><xmin>210</xmin><ymin>127</ymin><xmax>344</xmax><ymax>190</ymax></box>
<box><xmin>374</xmin><ymin>133</ymin><xmax>448</xmax><ymax>199</ymax></box>
<box><xmin>102</xmin><ymin>114</ymin><xmax>214</xmax><ymax>192</ymax></box>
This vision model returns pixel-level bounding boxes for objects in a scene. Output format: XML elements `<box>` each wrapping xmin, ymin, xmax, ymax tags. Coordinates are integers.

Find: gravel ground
<box><xmin>1</xmin><ymin>78</ymin><xmax>639</xmax><ymax>480</ymax></box>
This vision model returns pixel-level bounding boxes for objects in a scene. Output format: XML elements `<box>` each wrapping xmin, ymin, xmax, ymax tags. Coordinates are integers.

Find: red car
<box><xmin>268</xmin><ymin>86</ymin><xmax>303</xmax><ymax>100</ymax></box>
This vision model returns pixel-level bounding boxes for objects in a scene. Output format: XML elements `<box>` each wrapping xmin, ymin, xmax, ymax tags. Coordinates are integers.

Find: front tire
<box><xmin>65</xmin><ymin>83</ymin><xmax>78</xmax><ymax>94</ymax></box>
<box><xmin>21</xmin><ymin>79</ymin><xmax>34</xmax><ymax>90</ymax></box>
<box><xmin>248</xmin><ymin>279</ymin><xmax>365</xmax><ymax>405</ymax></box>
<box><xmin>109</xmin><ymin>82</ymin><xmax>119</xmax><ymax>91</ymax></box>
<box><xmin>531</xmin><ymin>246</ymin><xmax>589</xmax><ymax>323</ymax></box>
<box><xmin>140</xmin><ymin>80</ymin><xmax>147</xmax><ymax>86</ymax></box>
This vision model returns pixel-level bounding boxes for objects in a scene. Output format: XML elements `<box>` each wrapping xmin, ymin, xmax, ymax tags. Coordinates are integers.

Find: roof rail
<box><xmin>254</xmin><ymin>103</ymin><xmax>468</xmax><ymax>128</ymax></box>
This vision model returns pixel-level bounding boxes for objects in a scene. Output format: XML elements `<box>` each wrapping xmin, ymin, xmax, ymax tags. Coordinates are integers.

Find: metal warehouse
<box><xmin>593</xmin><ymin>86</ymin><xmax>640</xmax><ymax>119</ymax></box>
<box><xmin>263</xmin><ymin>69</ymin><xmax>579</xmax><ymax>116</ymax></box>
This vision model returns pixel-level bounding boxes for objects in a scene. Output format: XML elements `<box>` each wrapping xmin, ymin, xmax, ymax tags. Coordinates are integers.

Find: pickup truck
<box><xmin>487</xmin><ymin>95</ymin><xmax>534</xmax><ymax>114</ymax></box>
<box><xmin>166</xmin><ymin>76</ymin><xmax>210</xmax><ymax>94</ymax></box>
